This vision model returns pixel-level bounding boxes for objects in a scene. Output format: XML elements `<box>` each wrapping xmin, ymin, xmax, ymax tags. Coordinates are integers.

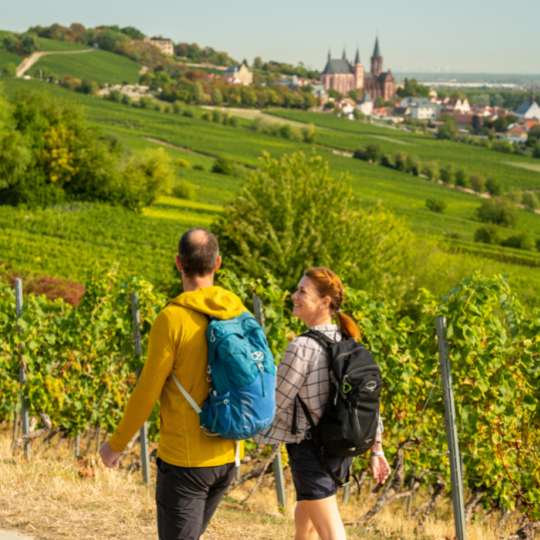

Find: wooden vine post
<box><xmin>131</xmin><ymin>292</ymin><xmax>151</xmax><ymax>485</ymax></box>
<box><xmin>253</xmin><ymin>294</ymin><xmax>287</xmax><ymax>510</ymax></box>
<box><xmin>15</xmin><ymin>278</ymin><xmax>31</xmax><ymax>459</ymax></box>
<box><xmin>436</xmin><ymin>316</ymin><xmax>466</xmax><ymax>540</ymax></box>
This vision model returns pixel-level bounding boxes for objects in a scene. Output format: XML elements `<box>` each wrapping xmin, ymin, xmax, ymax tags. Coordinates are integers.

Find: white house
<box><xmin>516</xmin><ymin>99</ymin><xmax>540</xmax><ymax>120</ymax></box>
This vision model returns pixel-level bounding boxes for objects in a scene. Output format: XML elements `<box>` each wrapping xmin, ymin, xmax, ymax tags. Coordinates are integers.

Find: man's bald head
<box><xmin>178</xmin><ymin>228</ymin><xmax>220</xmax><ymax>277</ymax></box>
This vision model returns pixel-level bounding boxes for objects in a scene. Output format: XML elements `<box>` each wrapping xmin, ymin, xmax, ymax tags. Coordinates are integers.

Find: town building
<box><xmin>224</xmin><ymin>62</ymin><xmax>253</xmax><ymax>86</ymax></box>
<box><xmin>516</xmin><ymin>98</ymin><xmax>540</xmax><ymax>120</ymax></box>
<box><xmin>320</xmin><ymin>38</ymin><xmax>396</xmax><ymax>102</ymax></box>
<box><xmin>144</xmin><ymin>37</ymin><xmax>174</xmax><ymax>57</ymax></box>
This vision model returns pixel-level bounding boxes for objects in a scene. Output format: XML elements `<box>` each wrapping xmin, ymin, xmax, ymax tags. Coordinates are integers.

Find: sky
<box><xmin>3</xmin><ymin>0</ymin><xmax>540</xmax><ymax>74</ymax></box>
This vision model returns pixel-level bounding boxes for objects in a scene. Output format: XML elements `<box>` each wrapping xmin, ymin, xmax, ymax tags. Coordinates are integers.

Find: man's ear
<box><xmin>214</xmin><ymin>255</ymin><xmax>222</xmax><ymax>272</ymax></box>
<box><xmin>175</xmin><ymin>255</ymin><xmax>183</xmax><ymax>273</ymax></box>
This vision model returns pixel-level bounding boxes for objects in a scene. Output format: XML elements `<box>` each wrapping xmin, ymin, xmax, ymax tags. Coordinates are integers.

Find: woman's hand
<box><xmin>370</xmin><ymin>453</ymin><xmax>391</xmax><ymax>484</ymax></box>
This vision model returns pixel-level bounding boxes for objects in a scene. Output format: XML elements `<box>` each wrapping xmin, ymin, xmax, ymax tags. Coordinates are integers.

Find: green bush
<box><xmin>470</xmin><ymin>174</ymin><xmax>486</xmax><ymax>193</ymax></box>
<box><xmin>501</xmin><ymin>233</ymin><xmax>534</xmax><ymax>250</ymax></box>
<box><xmin>476</xmin><ymin>198</ymin><xmax>517</xmax><ymax>227</ymax></box>
<box><xmin>455</xmin><ymin>168</ymin><xmax>467</xmax><ymax>186</ymax></box>
<box><xmin>172</xmin><ymin>180</ymin><xmax>197</xmax><ymax>200</ymax></box>
<box><xmin>177</xmin><ymin>158</ymin><xmax>191</xmax><ymax>170</ymax></box>
<box><xmin>522</xmin><ymin>191</ymin><xmax>539</xmax><ymax>210</ymax></box>
<box><xmin>474</xmin><ymin>225</ymin><xmax>501</xmax><ymax>245</ymax></box>
<box><xmin>486</xmin><ymin>177</ymin><xmax>502</xmax><ymax>196</ymax></box>
<box><xmin>440</xmin><ymin>164</ymin><xmax>455</xmax><ymax>184</ymax></box>
<box><xmin>406</xmin><ymin>155</ymin><xmax>421</xmax><ymax>176</ymax></box>
<box><xmin>425</xmin><ymin>198</ymin><xmax>447</xmax><ymax>213</ymax></box>
<box><xmin>212</xmin><ymin>151</ymin><xmax>415</xmax><ymax>296</ymax></box>
<box><xmin>212</xmin><ymin>156</ymin><xmax>234</xmax><ymax>175</ymax></box>
<box><xmin>193</xmin><ymin>164</ymin><xmax>205</xmax><ymax>172</ymax></box>
<box><xmin>301</xmin><ymin>124</ymin><xmax>316</xmax><ymax>143</ymax></box>
<box><xmin>422</xmin><ymin>161</ymin><xmax>440</xmax><ymax>181</ymax></box>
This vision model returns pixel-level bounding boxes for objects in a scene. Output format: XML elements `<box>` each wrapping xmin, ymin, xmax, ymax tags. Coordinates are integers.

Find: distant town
<box><xmin>3</xmin><ymin>24</ymin><xmax>539</xmax><ymax>150</ymax></box>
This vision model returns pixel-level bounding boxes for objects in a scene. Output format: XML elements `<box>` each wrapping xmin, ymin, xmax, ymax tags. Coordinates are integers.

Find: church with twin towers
<box><xmin>321</xmin><ymin>37</ymin><xmax>397</xmax><ymax>102</ymax></box>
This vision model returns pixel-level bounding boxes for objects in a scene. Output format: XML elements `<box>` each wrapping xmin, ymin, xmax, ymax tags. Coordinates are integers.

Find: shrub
<box><xmin>486</xmin><ymin>177</ymin><xmax>502</xmax><ymax>196</ymax></box>
<box><xmin>440</xmin><ymin>164</ymin><xmax>455</xmax><ymax>184</ymax></box>
<box><xmin>536</xmin><ymin>238</ymin><xmax>540</xmax><ymax>252</ymax></box>
<box><xmin>212</xmin><ymin>156</ymin><xmax>234</xmax><ymax>175</ymax></box>
<box><xmin>533</xmin><ymin>142</ymin><xmax>540</xmax><ymax>159</ymax></box>
<box><xmin>470</xmin><ymin>174</ymin><xmax>486</xmax><ymax>193</ymax></box>
<box><xmin>177</xmin><ymin>158</ymin><xmax>191</xmax><ymax>170</ymax></box>
<box><xmin>193</xmin><ymin>164</ymin><xmax>205</xmax><ymax>171</ymax></box>
<box><xmin>394</xmin><ymin>152</ymin><xmax>408</xmax><ymax>172</ymax></box>
<box><xmin>455</xmin><ymin>168</ymin><xmax>466</xmax><ymax>185</ymax></box>
<box><xmin>476</xmin><ymin>198</ymin><xmax>517</xmax><ymax>227</ymax></box>
<box><xmin>183</xmin><ymin>109</ymin><xmax>194</xmax><ymax>118</ymax></box>
<box><xmin>228</xmin><ymin>116</ymin><xmax>239</xmax><ymax>127</ymax></box>
<box><xmin>212</xmin><ymin>152</ymin><xmax>415</xmax><ymax>295</ymax></box>
<box><xmin>422</xmin><ymin>161</ymin><xmax>440</xmax><ymax>181</ymax></box>
<box><xmin>211</xmin><ymin>110</ymin><xmax>222</xmax><ymax>123</ymax></box>
<box><xmin>301</xmin><ymin>124</ymin><xmax>316</xmax><ymax>143</ymax></box>
<box><xmin>380</xmin><ymin>154</ymin><xmax>394</xmax><ymax>168</ymax></box>
<box><xmin>501</xmin><ymin>233</ymin><xmax>534</xmax><ymax>250</ymax></box>
<box><xmin>425</xmin><ymin>198</ymin><xmax>447</xmax><ymax>213</ymax></box>
<box><xmin>365</xmin><ymin>144</ymin><xmax>381</xmax><ymax>163</ymax></box>
<box><xmin>474</xmin><ymin>225</ymin><xmax>501</xmax><ymax>245</ymax></box>
<box><xmin>353</xmin><ymin>148</ymin><xmax>368</xmax><ymax>161</ymax></box>
<box><xmin>405</xmin><ymin>155</ymin><xmax>421</xmax><ymax>176</ymax></box>
<box><xmin>172</xmin><ymin>180</ymin><xmax>197</xmax><ymax>200</ymax></box>
<box><xmin>201</xmin><ymin>112</ymin><xmax>211</xmax><ymax>121</ymax></box>
<box><xmin>522</xmin><ymin>191</ymin><xmax>539</xmax><ymax>210</ymax></box>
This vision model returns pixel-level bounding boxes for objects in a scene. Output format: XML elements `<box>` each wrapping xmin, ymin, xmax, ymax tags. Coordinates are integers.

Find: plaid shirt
<box><xmin>256</xmin><ymin>323</ymin><xmax>383</xmax><ymax>445</ymax></box>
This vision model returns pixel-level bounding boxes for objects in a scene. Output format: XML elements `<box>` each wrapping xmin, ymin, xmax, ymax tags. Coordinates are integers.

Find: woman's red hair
<box><xmin>304</xmin><ymin>267</ymin><xmax>361</xmax><ymax>341</ymax></box>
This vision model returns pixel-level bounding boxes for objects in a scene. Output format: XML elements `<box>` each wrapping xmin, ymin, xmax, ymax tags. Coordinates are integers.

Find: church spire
<box><xmin>327</xmin><ymin>49</ymin><xmax>331</xmax><ymax>62</ymax></box>
<box><xmin>354</xmin><ymin>48</ymin><xmax>360</xmax><ymax>65</ymax></box>
<box><xmin>342</xmin><ymin>48</ymin><xmax>347</xmax><ymax>61</ymax></box>
<box><xmin>373</xmin><ymin>36</ymin><xmax>381</xmax><ymax>58</ymax></box>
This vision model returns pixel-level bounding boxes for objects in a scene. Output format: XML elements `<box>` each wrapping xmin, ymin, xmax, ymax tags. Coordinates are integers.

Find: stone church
<box><xmin>321</xmin><ymin>38</ymin><xmax>396</xmax><ymax>102</ymax></box>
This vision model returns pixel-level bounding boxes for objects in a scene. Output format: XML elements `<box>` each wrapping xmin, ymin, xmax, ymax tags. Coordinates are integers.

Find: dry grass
<box><xmin>0</xmin><ymin>429</ymin><xmax>528</xmax><ymax>540</ymax></box>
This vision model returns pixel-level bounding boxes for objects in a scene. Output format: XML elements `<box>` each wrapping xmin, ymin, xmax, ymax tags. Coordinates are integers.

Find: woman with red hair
<box><xmin>259</xmin><ymin>267</ymin><xmax>390</xmax><ymax>540</ymax></box>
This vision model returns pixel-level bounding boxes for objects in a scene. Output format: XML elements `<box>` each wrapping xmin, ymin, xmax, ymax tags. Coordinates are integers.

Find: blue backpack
<box><xmin>172</xmin><ymin>312</ymin><xmax>276</xmax><ymax>440</ymax></box>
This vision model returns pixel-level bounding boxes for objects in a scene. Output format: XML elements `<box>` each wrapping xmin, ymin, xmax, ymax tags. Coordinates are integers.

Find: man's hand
<box><xmin>99</xmin><ymin>441</ymin><xmax>122</xmax><ymax>468</ymax></box>
<box><xmin>370</xmin><ymin>454</ymin><xmax>391</xmax><ymax>484</ymax></box>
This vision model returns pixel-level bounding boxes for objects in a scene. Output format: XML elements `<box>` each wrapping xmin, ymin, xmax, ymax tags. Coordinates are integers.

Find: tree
<box><xmin>474</xmin><ymin>225</ymin><xmax>501</xmax><ymax>245</ymax></box>
<box><xmin>437</xmin><ymin>115</ymin><xmax>458</xmax><ymax>140</ymax></box>
<box><xmin>397</xmin><ymin>78</ymin><xmax>430</xmax><ymax>98</ymax></box>
<box><xmin>476</xmin><ymin>199</ymin><xmax>517</xmax><ymax>227</ymax></box>
<box><xmin>527</xmin><ymin>125</ymin><xmax>540</xmax><ymax>147</ymax></box>
<box><xmin>470</xmin><ymin>175</ymin><xmax>486</xmax><ymax>193</ymax></box>
<box><xmin>486</xmin><ymin>177</ymin><xmax>502</xmax><ymax>196</ymax></box>
<box><xmin>212</xmin><ymin>152</ymin><xmax>416</xmax><ymax>296</ymax></box>
<box><xmin>425</xmin><ymin>198</ymin><xmax>446</xmax><ymax>213</ymax></box>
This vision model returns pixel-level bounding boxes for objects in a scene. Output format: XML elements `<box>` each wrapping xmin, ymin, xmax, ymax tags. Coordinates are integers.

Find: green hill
<box><xmin>27</xmin><ymin>49</ymin><xmax>141</xmax><ymax>84</ymax></box>
<box><xmin>1</xmin><ymin>78</ymin><xmax>539</xmax><ymax>303</ymax></box>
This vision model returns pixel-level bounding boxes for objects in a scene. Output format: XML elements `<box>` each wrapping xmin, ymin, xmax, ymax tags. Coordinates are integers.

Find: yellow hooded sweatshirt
<box><xmin>108</xmin><ymin>285</ymin><xmax>247</xmax><ymax>467</ymax></box>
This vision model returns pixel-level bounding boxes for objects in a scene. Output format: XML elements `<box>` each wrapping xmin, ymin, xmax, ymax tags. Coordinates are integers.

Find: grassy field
<box><xmin>0</xmin><ymin>429</ymin><xmax>520</xmax><ymax>540</ymax></box>
<box><xmin>1</xmin><ymin>79</ymin><xmax>540</xmax><ymax>302</ymax></box>
<box><xmin>27</xmin><ymin>50</ymin><xmax>141</xmax><ymax>84</ymax></box>
<box><xmin>269</xmin><ymin>109</ymin><xmax>540</xmax><ymax>192</ymax></box>
<box><xmin>33</xmin><ymin>37</ymin><xmax>89</xmax><ymax>52</ymax></box>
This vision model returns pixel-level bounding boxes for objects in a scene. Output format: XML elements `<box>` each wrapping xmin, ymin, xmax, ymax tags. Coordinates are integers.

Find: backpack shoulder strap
<box><xmin>301</xmin><ymin>329</ymin><xmax>334</xmax><ymax>349</ymax></box>
<box><xmin>171</xmin><ymin>373</ymin><xmax>202</xmax><ymax>415</ymax></box>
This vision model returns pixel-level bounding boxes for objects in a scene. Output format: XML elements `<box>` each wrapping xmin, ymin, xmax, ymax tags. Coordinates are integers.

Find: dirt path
<box><xmin>16</xmin><ymin>49</ymin><xmax>95</xmax><ymax>78</ymax></box>
<box><xmin>0</xmin><ymin>531</ymin><xmax>33</xmax><ymax>539</ymax></box>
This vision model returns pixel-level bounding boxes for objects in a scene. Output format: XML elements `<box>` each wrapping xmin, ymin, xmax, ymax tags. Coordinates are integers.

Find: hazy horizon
<box><xmin>3</xmin><ymin>0</ymin><xmax>540</xmax><ymax>75</ymax></box>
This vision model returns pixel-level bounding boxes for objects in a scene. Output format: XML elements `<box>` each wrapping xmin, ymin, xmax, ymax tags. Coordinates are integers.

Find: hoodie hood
<box><xmin>170</xmin><ymin>285</ymin><xmax>247</xmax><ymax>320</ymax></box>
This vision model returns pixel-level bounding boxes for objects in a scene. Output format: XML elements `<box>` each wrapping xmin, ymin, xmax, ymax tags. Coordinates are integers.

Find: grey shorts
<box><xmin>286</xmin><ymin>439</ymin><xmax>352</xmax><ymax>501</ymax></box>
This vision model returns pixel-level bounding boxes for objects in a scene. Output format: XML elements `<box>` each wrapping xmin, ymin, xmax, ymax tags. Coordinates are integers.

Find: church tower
<box><xmin>370</xmin><ymin>37</ymin><xmax>383</xmax><ymax>77</ymax></box>
<box><xmin>354</xmin><ymin>47</ymin><xmax>364</xmax><ymax>90</ymax></box>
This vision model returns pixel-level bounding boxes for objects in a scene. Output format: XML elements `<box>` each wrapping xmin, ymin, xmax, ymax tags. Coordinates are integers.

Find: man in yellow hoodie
<box><xmin>100</xmin><ymin>228</ymin><xmax>247</xmax><ymax>540</ymax></box>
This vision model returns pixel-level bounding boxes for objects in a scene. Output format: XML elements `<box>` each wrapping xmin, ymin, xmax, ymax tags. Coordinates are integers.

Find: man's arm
<box><xmin>100</xmin><ymin>310</ymin><xmax>175</xmax><ymax>467</ymax></box>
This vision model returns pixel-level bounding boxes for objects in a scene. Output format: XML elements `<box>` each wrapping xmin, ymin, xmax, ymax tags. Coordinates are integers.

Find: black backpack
<box><xmin>292</xmin><ymin>330</ymin><xmax>382</xmax><ymax>481</ymax></box>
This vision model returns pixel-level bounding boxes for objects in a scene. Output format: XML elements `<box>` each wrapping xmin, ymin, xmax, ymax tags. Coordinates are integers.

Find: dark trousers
<box><xmin>156</xmin><ymin>458</ymin><xmax>236</xmax><ymax>540</ymax></box>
